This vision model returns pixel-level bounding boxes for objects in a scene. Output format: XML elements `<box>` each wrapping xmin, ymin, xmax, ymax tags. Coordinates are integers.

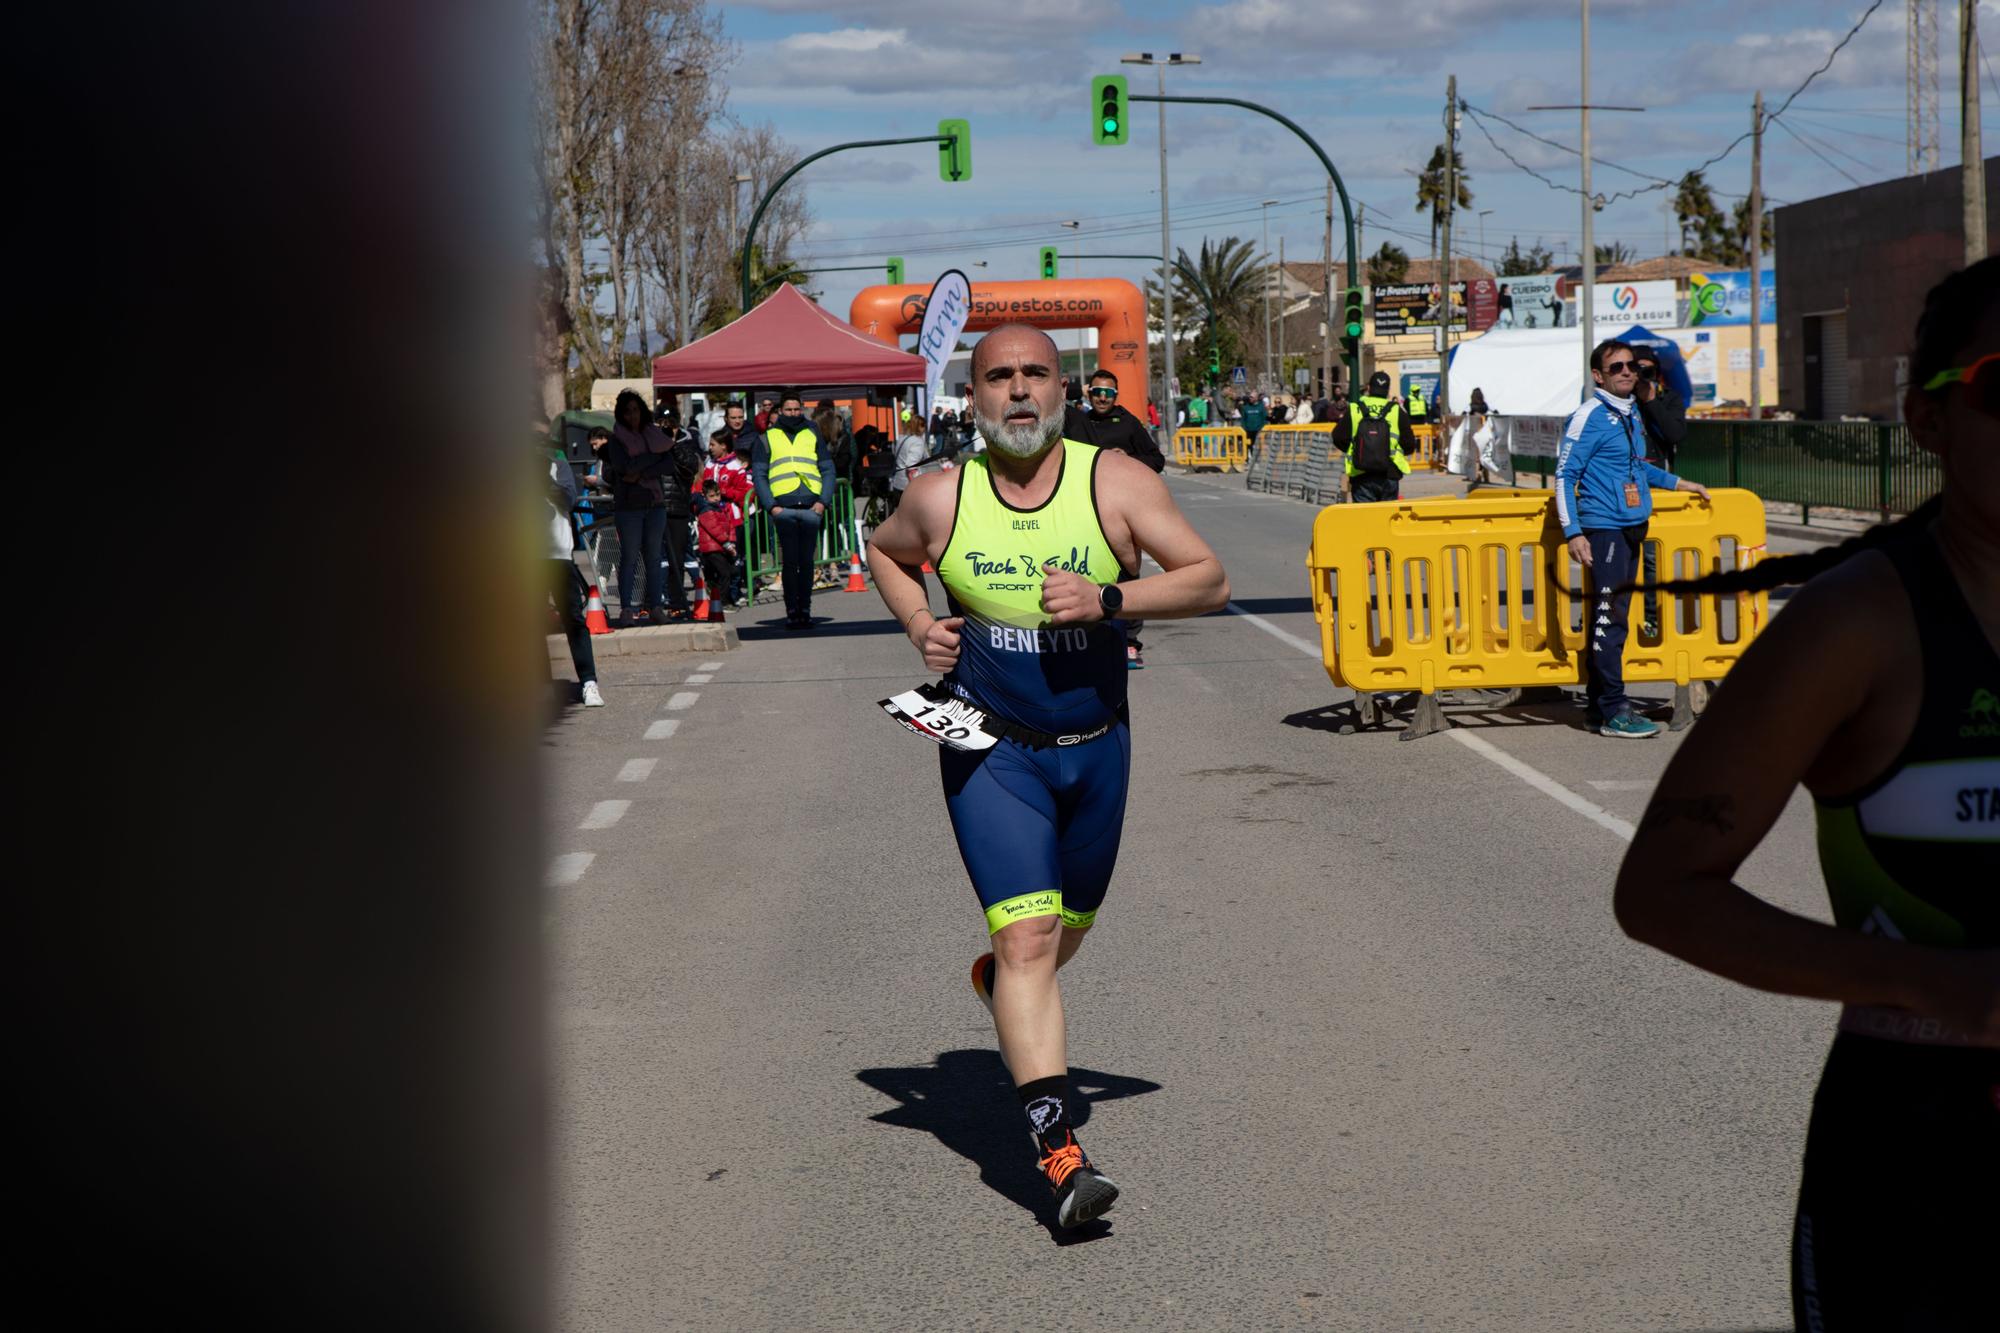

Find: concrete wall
<box><xmin>1774</xmin><ymin>160</ymin><xmax>1997</xmax><ymax>419</ymax></box>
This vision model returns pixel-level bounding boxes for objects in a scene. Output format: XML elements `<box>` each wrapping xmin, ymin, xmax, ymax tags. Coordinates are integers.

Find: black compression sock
<box><xmin>1016</xmin><ymin>1075</ymin><xmax>1072</xmax><ymax>1151</ymax></box>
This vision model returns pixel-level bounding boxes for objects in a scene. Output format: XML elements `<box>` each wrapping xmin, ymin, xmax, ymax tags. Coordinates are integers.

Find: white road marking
<box><xmin>547</xmin><ymin>852</ymin><xmax>595</xmax><ymax>886</ymax></box>
<box><xmin>685</xmin><ymin>673</ymin><xmax>714</xmax><ymax>685</ymax></box>
<box><xmin>1229</xmin><ymin>599</ymin><xmax>1637</xmax><ymax>842</ymax></box>
<box><xmin>1449</xmin><ymin>731</ymin><xmax>1637</xmax><ymax>841</ymax></box>
<box><xmin>580</xmin><ymin>800</ymin><xmax>631</xmax><ymax>830</ymax></box>
<box><xmin>644</xmin><ymin>719</ymin><xmax>681</xmax><ymax>741</ymax></box>
<box><xmin>699</xmin><ymin>661</ymin><xmax>723</xmax><ymax>669</ymax></box>
<box><xmin>617</xmin><ymin>758</ymin><xmax>657</xmax><ymax>783</ymax></box>
<box><xmin>1227</xmin><ymin>603</ymin><xmax>1324</xmax><ymax>659</ymax></box>
<box><xmin>666</xmin><ymin>692</ymin><xmax>700</xmax><ymax>710</ymax></box>
<box><xmin>1587</xmin><ymin>779</ymin><xmax>1656</xmax><ymax>792</ymax></box>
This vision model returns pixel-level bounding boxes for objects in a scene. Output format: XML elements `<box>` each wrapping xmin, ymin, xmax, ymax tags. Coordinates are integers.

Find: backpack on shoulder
<box><xmin>1353</xmin><ymin>403</ymin><xmax>1395</xmax><ymax>474</ymax></box>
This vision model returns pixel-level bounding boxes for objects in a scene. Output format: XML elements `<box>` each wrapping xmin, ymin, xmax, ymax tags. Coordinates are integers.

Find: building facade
<box><xmin>1772</xmin><ymin>159</ymin><xmax>1996</xmax><ymax>419</ymax></box>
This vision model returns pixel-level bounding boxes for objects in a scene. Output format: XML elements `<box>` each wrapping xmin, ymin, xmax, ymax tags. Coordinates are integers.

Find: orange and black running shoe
<box><xmin>1039</xmin><ymin>1131</ymin><xmax>1118</xmax><ymax>1228</ymax></box>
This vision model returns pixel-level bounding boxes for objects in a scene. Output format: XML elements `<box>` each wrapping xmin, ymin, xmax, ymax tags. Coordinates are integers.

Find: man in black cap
<box><xmin>1332</xmin><ymin>370</ymin><xmax>1412</xmax><ymax>502</ymax></box>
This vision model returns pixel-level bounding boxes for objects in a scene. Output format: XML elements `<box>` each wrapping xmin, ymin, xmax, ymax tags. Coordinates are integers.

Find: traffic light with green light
<box><xmin>886</xmin><ymin>257</ymin><xmax>905</xmax><ymax>285</ymax></box>
<box><xmin>1343</xmin><ymin>286</ymin><xmax>1365</xmax><ymax>340</ymax></box>
<box><xmin>937</xmin><ymin>120</ymin><xmax>971</xmax><ymax>182</ymax></box>
<box><xmin>1091</xmin><ymin>76</ymin><xmax>1129</xmax><ymax>145</ymax></box>
<box><xmin>1039</xmin><ymin>247</ymin><xmax>1059</xmax><ymax>280</ymax></box>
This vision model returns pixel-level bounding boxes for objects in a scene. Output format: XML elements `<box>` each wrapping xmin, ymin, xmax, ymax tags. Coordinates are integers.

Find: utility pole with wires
<box><xmin>1323</xmin><ymin>180</ymin><xmax>1334</xmax><ymax>397</ymax></box>
<box><xmin>1439</xmin><ymin>74</ymin><xmax>1458</xmax><ymax>415</ymax></box>
<box><xmin>1962</xmin><ymin>0</ymin><xmax>1986</xmax><ymax>264</ymax></box>
<box><xmin>1750</xmin><ymin>91</ymin><xmax>1764</xmax><ymax>420</ymax></box>
<box><xmin>1278</xmin><ymin>234</ymin><xmax>1287</xmax><ymax>389</ymax></box>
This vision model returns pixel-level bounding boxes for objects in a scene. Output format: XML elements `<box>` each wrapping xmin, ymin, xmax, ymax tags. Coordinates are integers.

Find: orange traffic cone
<box><xmin>843</xmin><ymin>552</ymin><xmax>866</xmax><ymax>592</ymax></box>
<box><xmin>584</xmin><ymin>582</ymin><xmax>612</xmax><ymax>635</ymax></box>
<box><xmin>689</xmin><ymin>564</ymin><xmax>711</xmax><ymax>622</ymax></box>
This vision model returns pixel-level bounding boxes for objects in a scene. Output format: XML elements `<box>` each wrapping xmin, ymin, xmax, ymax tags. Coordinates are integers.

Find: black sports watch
<box><xmin>1097</xmin><ymin>583</ymin><xmax>1124</xmax><ymax>616</ymax></box>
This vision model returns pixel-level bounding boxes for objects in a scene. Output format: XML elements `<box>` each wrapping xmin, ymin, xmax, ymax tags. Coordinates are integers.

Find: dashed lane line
<box><xmin>685</xmin><ymin>673</ymin><xmax>714</xmax><ymax>685</ymax></box>
<box><xmin>666</xmin><ymin>692</ymin><xmax>700</xmax><ymax>710</ymax></box>
<box><xmin>616</xmin><ymin>758</ymin><xmax>657</xmax><ymax>783</ymax></box>
<box><xmin>580</xmin><ymin>800</ymin><xmax>631</xmax><ymax>830</ymax></box>
<box><xmin>1227</xmin><ymin>601</ymin><xmax>1638</xmax><ymax>842</ymax></box>
<box><xmin>699</xmin><ymin>661</ymin><xmax>722</xmax><ymax>669</ymax></box>
<box><xmin>547</xmin><ymin>852</ymin><xmax>595</xmax><ymax>887</ymax></box>
<box><xmin>644</xmin><ymin>719</ymin><xmax>681</xmax><ymax>741</ymax></box>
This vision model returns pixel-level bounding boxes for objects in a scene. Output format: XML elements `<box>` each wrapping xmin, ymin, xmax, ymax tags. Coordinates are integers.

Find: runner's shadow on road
<box><xmin>856</xmin><ymin>1050</ymin><xmax>1161</xmax><ymax>1245</ymax></box>
<box><xmin>1214</xmin><ymin>596</ymin><xmax>1314</xmax><ymax>616</ymax></box>
<box><xmin>1283</xmin><ymin>688</ymin><xmax>1682</xmax><ymax>738</ymax></box>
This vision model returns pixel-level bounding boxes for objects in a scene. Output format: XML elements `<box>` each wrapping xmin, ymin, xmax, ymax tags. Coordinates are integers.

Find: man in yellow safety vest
<box><xmin>1334</xmin><ymin>371</ymin><xmax>1412</xmax><ymax>502</ymax></box>
<box><xmin>750</xmin><ymin>389</ymin><xmax>838</xmax><ymax>630</ymax></box>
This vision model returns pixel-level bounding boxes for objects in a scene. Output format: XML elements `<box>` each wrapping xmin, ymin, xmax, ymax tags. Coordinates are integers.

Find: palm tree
<box><xmin>1143</xmin><ymin>236</ymin><xmax>1269</xmax><ymax>380</ymax></box>
<box><xmin>1414</xmin><ymin>144</ymin><xmax>1473</xmax><ymax>272</ymax></box>
<box><xmin>1593</xmin><ymin>240</ymin><xmax>1637</xmax><ymax>267</ymax></box>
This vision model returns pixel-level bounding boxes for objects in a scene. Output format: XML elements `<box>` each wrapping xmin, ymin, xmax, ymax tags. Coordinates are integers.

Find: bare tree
<box><xmin>533</xmin><ymin>0</ymin><xmax>733</xmax><ymax>411</ymax></box>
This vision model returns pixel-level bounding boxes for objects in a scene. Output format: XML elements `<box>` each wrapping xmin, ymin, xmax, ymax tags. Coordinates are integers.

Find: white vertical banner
<box><xmin>916</xmin><ymin>269</ymin><xmax>972</xmax><ymax>409</ymax></box>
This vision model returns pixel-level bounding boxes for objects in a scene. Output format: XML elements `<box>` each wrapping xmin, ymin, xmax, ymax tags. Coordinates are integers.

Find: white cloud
<box><xmin>737</xmin><ymin>27</ymin><xmax>1092</xmax><ymax>98</ymax></box>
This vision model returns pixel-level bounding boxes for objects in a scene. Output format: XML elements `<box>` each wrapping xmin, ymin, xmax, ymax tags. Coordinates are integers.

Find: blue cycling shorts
<box><xmin>939</xmin><ymin>723</ymin><xmax>1131</xmax><ymax>934</ymax></box>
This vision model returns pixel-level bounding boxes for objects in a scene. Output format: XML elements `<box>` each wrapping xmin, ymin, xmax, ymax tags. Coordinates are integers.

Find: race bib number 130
<box><xmin>879</xmin><ymin>687</ymin><xmax>999</xmax><ymax>752</ymax></box>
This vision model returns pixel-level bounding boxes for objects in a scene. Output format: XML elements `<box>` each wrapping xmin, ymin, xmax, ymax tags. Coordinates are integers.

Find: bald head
<box><xmin>971</xmin><ymin>323</ymin><xmax>1060</xmax><ymax>377</ymax></box>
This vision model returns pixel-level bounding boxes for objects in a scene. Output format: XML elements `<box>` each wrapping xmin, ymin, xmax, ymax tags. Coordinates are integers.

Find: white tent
<box><xmin>1440</xmin><ymin>329</ymin><xmax>1588</xmax><ymax>415</ymax></box>
<box><xmin>1442</xmin><ymin>324</ymin><xmax>1694</xmax><ymax>415</ymax></box>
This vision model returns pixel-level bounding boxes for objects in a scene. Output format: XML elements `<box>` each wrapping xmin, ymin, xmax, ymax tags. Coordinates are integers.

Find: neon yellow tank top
<box><xmin>937</xmin><ymin>440</ymin><xmax>1130</xmax><ymax>731</ymax></box>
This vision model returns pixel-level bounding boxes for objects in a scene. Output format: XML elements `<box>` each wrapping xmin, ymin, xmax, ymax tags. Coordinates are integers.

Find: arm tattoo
<box><xmin>1640</xmin><ymin>794</ymin><xmax>1737</xmax><ymax>836</ymax></box>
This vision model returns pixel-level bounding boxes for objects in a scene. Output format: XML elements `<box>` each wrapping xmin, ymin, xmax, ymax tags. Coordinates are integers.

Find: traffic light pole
<box><xmin>1129</xmin><ymin>93</ymin><xmax>1362</xmax><ymax>395</ymax></box>
<box><xmin>750</xmin><ymin>264</ymin><xmax>893</xmax><ymax>303</ymax></box>
<box><xmin>739</xmin><ymin>135</ymin><xmax>953</xmax><ymax>314</ymax></box>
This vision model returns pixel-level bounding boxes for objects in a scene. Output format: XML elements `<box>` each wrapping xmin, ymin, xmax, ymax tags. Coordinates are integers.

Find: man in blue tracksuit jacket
<box><xmin>1556</xmin><ymin>339</ymin><xmax>1711</xmax><ymax>738</ymax></box>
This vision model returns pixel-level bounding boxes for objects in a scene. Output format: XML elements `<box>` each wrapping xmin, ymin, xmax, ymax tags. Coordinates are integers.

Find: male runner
<box><xmin>865</xmin><ymin>324</ymin><xmax>1228</xmax><ymax>1227</ymax></box>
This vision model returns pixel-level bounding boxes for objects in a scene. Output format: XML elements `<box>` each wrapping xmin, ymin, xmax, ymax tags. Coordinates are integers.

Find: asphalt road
<box><xmin>543</xmin><ymin>470</ymin><xmax>1836</xmax><ymax>1332</ymax></box>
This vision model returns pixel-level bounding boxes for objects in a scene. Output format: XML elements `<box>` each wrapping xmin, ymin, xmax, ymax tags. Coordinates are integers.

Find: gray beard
<box><xmin>974</xmin><ymin>400</ymin><xmax>1062</xmax><ymax>458</ymax></box>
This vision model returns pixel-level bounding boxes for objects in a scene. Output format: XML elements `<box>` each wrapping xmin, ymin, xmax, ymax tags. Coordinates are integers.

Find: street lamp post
<box><xmin>1260</xmin><ymin>199</ymin><xmax>1279</xmax><ymax>393</ymax></box>
<box><xmin>1478</xmin><ymin>210</ymin><xmax>1493</xmax><ymax>269</ymax></box>
<box><xmin>1123</xmin><ymin>52</ymin><xmax>1199</xmax><ymax>440</ymax></box>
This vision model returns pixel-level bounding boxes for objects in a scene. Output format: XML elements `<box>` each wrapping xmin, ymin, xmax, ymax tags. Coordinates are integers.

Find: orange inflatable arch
<box><xmin>849</xmin><ymin>278</ymin><xmax>1152</xmax><ymax>415</ymax></box>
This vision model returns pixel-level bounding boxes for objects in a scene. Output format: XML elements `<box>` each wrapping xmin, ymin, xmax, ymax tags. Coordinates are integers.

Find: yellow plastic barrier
<box><xmin>1174</xmin><ymin>426</ymin><xmax>1250</xmax><ymax>472</ymax></box>
<box><xmin>1405</xmin><ymin>423</ymin><xmax>1442</xmax><ymax>471</ymax></box>
<box><xmin>1306</xmin><ymin>488</ymin><xmax>1770</xmax><ymax>737</ymax></box>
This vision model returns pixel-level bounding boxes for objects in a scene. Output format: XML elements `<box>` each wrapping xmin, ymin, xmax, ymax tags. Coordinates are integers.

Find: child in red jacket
<box><xmin>694</xmin><ymin>479</ymin><xmax>739</xmax><ymax>624</ymax></box>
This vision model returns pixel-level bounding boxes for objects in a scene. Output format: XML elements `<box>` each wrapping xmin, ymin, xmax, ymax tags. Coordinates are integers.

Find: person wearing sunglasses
<box><xmin>1612</xmin><ymin>256</ymin><xmax>1996</xmax><ymax>1329</ymax></box>
<box><xmin>1556</xmin><ymin>340</ymin><xmax>1712</xmax><ymax>738</ymax></box>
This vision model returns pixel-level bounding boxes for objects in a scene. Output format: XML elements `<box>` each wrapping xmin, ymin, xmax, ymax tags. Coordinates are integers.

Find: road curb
<box><xmin>548</xmin><ymin>623</ymin><xmax>736</xmax><ymax>659</ymax></box>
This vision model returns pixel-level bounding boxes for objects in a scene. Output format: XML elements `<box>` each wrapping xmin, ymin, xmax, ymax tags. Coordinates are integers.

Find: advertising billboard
<box><xmin>1491</xmin><ymin>275</ymin><xmax>1569</xmax><ymax>329</ymax></box>
<box><xmin>1686</xmin><ymin>268</ymin><xmax>1776</xmax><ymax>326</ymax></box>
<box><xmin>1370</xmin><ymin>280</ymin><xmax>1499</xmax><ymax>335</ymax></box>
<box><xmin>1592</xmin><ymin>279</ymin><xmax>1676</xmax><ymax>331</ymax></box>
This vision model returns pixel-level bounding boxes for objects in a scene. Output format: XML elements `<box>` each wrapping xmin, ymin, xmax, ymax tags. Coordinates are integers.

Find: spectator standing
<box><xmin>544</xmin><ymin>435</ymin><xmax>603</xmax><ymax>706</ymax></box>
<box><xmin>1333</xmin><ymin>370</ymin><xmax>1412</xmax><ymax>503</ymax></box>
<box><xmin>1630</xmin><ymin>348</ymin><xmax>1687</xmax><ymax>470</ymax></box>
<box><xmin>1239</xmin><ymin>393</ymin><xmax>1268</xmax><ymax>444</ymax></box>
<box><xmin>1629</xmin><ymin>346</ymin><xmax>1691</xmax><ymax>638</ymax></box>
<box><xmin>889</xmin><ymin>419</ymin><xmax>930</xmax><ymax>510</ymax></box>
<box><xmin>750</xmin><ymin>389</ymin><xmax>837</xmax><ymax>631</ymax></box>
<box><xmin>693</xmin><ymin>479</ymin><xmax>738</xmax><ymax>625</ymax></box>
<box><xmin>1406</xmin><ymin>383</ymin><xmax>1429</xmax><ymax>429</ymax></box>
<box><xmin>1556</xmin><ymin>339</ymin><xmax>1711</xmax><ymax>739</ymax></box>
<box><xmin>1313</xmin><ymin>390</ymin><xmax>1334</xmax><ymax>423</ymax></box>
<box><xmin>1062</xmin><ymin>370</ymin><xmax>1166</xmax><ymax>470</ymax></box>
<box><xmin>653</xmin><ymin>404</ymin><xmax>702</xmax><ymax>619</ymax></box>
<box><xmin>701</xmin><ymin>430</ymin><xmax>752</xmax><ymax>606</ymax></box>
<box><xmin>604</xmin><ymin>390</ymin><xmax>679</xmax><ymax>625</ymax></box>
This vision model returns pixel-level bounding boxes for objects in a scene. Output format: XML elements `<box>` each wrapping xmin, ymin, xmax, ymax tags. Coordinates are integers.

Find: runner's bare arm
<box><xmin>1044</xmin><ymin>451</ymin><xmax>1227</xmax><ymax>626</ymax></box>
<box><xmin>867</xmin><ymin>471</ymin><xmax>963</xmax><ymax>670</ymax></box>
<box><xmin>1615</xmin><ymin>562</ymin><xmax>2000</xmax><ymax>1035</ymax></box>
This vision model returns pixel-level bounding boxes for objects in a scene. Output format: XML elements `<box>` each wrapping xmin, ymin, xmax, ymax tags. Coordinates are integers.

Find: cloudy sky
<box><xmin>719</xmin><ymin>1</ymin><xmax>1999</xmax><ymax>322</ymax></box>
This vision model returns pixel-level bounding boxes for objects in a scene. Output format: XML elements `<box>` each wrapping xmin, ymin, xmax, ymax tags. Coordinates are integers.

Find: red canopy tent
<box><xmin>650</xmin><ymin>283</ymin><xmax>928</xmax><ymax>396</ymax></box>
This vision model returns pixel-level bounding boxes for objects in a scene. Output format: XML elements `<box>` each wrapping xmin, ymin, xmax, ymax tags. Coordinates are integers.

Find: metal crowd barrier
<box><xmin>1306</xmin><ymin>488</ymin><xmax>1769</xmax><ymax>739</ymax></box>
<box><xmin>1174</xmin><ymin>427</ymin><xmax>1250</xmax><ymax>472</ymax></box>
<box><xmin>745</xmin><ymin>479</ymin><xmax>859</xmax><ymax>586</ymax></box>
<box><xmin>1244</xmin><ymin>423</ymin><xmax>1346</xmax><ymax>504</ymax></box>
